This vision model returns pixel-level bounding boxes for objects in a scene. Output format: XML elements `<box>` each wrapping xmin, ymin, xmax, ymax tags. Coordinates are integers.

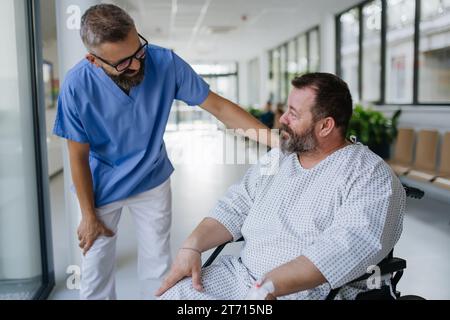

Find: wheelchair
<box><xmin>202</xmin><ymin>184</ymin><xmax>426</xmax><ymax>300</ymax></box>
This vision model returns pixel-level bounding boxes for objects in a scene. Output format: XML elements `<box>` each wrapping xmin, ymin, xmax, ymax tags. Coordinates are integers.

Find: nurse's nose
<box><xmin>128</xmin><ymin>58</ymin><xmax>141</xmax><ymax>72</ymax></box>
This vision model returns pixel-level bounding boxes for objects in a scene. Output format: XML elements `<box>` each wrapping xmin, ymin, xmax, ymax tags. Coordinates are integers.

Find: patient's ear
<box><xmin>318</xmin><ymin>117</ymin><xmax>335</xmax><ymax>137</ymax></box>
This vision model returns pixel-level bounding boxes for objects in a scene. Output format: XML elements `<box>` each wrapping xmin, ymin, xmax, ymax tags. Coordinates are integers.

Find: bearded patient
<box><xmin>156</xmin><ymin>73</ymin><xmax>405</xmax><ymax>300</ymax></box>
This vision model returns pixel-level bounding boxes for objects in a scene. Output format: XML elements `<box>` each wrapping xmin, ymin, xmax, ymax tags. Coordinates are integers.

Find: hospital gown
<box><xmin>161</xmin><ymin>143</ymin><xmax>406</xmax><ymax>300</ymax></box>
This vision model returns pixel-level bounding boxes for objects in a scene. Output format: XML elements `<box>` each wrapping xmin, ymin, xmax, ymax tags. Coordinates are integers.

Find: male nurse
<box><xmin>53</xmin><ymin>4</ymin><xmax>273</xmax><ymax>300</ymax></box>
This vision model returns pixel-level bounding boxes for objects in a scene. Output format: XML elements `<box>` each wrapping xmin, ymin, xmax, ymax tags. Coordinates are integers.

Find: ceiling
<box><xmin>41</xmin><ymin>0</ymin><xmax>362</xmax><ymax>62</ymax></box>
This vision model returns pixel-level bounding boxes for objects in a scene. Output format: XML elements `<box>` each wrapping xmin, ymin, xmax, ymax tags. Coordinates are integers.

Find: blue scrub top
<box><xmin>53</xmin><ymin>44</ymin><xmax>210</xmax><ymax>207</ymax></box>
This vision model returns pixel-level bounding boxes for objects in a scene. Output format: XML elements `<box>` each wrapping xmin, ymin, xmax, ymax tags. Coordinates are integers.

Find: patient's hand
<box><xmin>155</xmin><ymin>248</ymin><xmax>203</xmax><ymax>297</ymax></box>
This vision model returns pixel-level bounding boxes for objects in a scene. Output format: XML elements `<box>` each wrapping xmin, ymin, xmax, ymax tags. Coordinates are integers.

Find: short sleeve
<box><xmin>53</xmin><ymin>84</ymin><xmax>89</xmax><ymax>144</ymax></box>
<box><xmin>172</xmin><ymin>52</ymin><xmax>210</xmax><ymax>106</ymax></box>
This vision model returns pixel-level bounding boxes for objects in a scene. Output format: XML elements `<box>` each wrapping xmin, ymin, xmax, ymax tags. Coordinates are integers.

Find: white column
<box><xmin>55</xmin><ymin>0</ymin><xmax>99</xmax><ymax>269</ymax></box>
<box><xmin>238</xmin><ymin>60</ymin><xmax>248</xmax><ymax>106</ymax></box>
<box><xmin>259</xmin><ymin>51</ymin><xmax>270</xmax><ymax>107</ymax></box>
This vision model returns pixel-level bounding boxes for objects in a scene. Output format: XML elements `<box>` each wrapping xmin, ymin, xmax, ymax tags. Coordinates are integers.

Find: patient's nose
<box><xmin>279</xmin><ymin>112</ymin><xmax>288</xmax><ymax>126</ymax></box>
<box><xmin>129</xmin><ymin>58</ymin><xmax>141</xmax><ymax>72</ymax></box>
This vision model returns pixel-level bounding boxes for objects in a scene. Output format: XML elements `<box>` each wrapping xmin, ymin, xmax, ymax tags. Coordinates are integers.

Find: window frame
<box><xmin>336</xmin><ymin>0</ymin><xmax>450</xmax><ymax>106</ymax></box>
<box><xmin>268</xmin><ymin>26</ymin><xmax>321</xmax><ymax>104</ymax></box>
<box><xmin>28</xmin><ymin>0</ymin><xmax>55</xmax><ymax>299</ymax></box>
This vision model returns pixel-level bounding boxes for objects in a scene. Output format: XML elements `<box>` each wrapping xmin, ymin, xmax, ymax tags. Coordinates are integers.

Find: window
<box><xmin>269</xmin><ymin>49</ymin><xmax>281</xmax><ymax>104</ymax></box>
<box><xmin>195</xmin><ymin>63</ymin><xmax>238</xmax><ymax>129</ymax></box>
<box><xmin>385</xmin><ymin>0</ymin><xmax>415</xmax><ymax>103</ymax></box>
<box><xmin>309</xmin><ymin>29</ymin><xmax>321</xmax><ymax>72</ymax></box>
<box><xmin>0</xmin><ymin>0</ymin><xmax>53</xmax><ymax>299</ymax></box>
<box><xmin>167</xmin><ymin>63</ymin><xmax>238</xmax><ymax>131</ymax></box>
<box><xmin>287</xmin><ymin>39</ymin><xmax>297</xmax><ymax>86</ymax></box>
<box><xmin>248</xmin><ymin>58</ymin><xmax>260</xmax><ymax>107</ymax></box>
<box><xmin>418</xmin><ymin>0</ymin><xmax>450</xmax><ymax>103</ymax></box>
<box><xmin>280</xmin><ymin>45</ymin><xmax>288</xmax><ymax>103</ymax></box>
<box><xmin>297</xmin><ymin>34</ymin><xmax>308</xmax><ymax>74</ymax></box>
<box><xmin>337</xmin><ymin>0</ymin><xmax>450</xmax><ymax>105</ymax></box>
<box><xmin>339</xmin><ymin>8</ymin><xmax>360</xmax><ymax>102</ymax></box>
<box><xmin>362</xmin><ymin>0</ymin><xmax>382</xmax><ymax>102</ymax></box>
<box><xmin>268</xmin><ymin>27</ymin><xmax>320</xmax><ymax>104</ymax></box>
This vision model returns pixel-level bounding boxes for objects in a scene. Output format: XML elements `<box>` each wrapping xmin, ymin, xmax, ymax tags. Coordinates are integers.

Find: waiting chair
<box><xmin>388</xmin><ymin>128</ymin><xmax>415</xmax><ymax>176</ymax></box>
<box><xmin>202</xmin><ymin>184</ymin><xmax>425</xmax><ymax>300</ymax></box>
<box><xmin>433</xmin><ymin>132</ymin><xmax>450</xmax><ymax>191</ymax></box>
<box><xmin>406</xmin><ymin>130</ymin><xmax>439</xmax><ymax>182</ymax></box>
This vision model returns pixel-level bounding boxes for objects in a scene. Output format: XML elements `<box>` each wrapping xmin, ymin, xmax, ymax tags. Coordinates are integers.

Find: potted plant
<box><xmin>347</xmin><ymin>105</ymin><xmax>401</xmax><ymax>159</ymax></box>
<box><xmin>246</xmin><ymin>107</ymin><xmax>263</xmax><ymax>119</ymax></box>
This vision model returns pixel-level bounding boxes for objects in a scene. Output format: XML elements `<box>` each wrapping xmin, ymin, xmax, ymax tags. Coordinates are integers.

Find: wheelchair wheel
<box><xmin>397</xmin><ymin>295</ymin><xmax>426</xmax><ymax>300</ymax></box>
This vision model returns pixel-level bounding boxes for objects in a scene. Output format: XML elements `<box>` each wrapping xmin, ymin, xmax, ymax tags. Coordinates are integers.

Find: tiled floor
<box><xmin>48</xmin><ymin>131</ymin><xmax>450</xmax><ymax>300</ymax></box>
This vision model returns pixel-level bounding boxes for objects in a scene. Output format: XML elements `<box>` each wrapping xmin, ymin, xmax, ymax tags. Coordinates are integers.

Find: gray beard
<box><xmin>106</xmin><ymin>58</ymin><xmax>145</xmax><ymax>92</ymax></box>
<box><xmin>280</xmin><ymin>123</ymin><xmax>318</xmax><ymax>155</ymax></box>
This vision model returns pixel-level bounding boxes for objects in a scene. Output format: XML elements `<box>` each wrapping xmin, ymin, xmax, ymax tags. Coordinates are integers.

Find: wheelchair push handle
<box><xmin>403</xmin><ymin>185</ymin><xmax>425</xmax><ymax>199</ymax></box>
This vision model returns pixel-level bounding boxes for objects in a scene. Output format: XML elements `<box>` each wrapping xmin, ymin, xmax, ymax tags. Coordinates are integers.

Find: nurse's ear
<box><xmin>86</xmin><ymin>54</ymin><xmax>102</xmax><ymax>68</ymax></box>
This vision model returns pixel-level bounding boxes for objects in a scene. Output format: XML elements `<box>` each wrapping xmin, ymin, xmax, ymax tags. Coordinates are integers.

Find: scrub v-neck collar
<box><xmin>90</xmin><ymin>56</ymin><xmax>149</xmax><ymax>105</ymax></box>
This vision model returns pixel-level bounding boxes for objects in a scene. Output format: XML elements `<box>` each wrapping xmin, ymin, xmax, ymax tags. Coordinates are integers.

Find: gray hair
<box><xmin>80</xmin><ymin>4</ymin><xmax>135</xmax><ymax>50</ymax></box>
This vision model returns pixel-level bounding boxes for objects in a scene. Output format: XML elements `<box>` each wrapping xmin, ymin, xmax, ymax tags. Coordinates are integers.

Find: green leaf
<box><xmin>346</xmin><ymin>105</ymin><xmax>401</xmax><ymax>146</ymax></box>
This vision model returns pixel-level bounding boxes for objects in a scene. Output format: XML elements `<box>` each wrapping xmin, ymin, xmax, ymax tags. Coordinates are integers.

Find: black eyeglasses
<box><xmin>91</xmin><ymin>34</ymin><xmax>148</xmax><ymax>73</ymax></box>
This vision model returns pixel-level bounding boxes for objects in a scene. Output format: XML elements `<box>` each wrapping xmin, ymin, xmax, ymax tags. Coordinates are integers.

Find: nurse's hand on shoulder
<box><xmin>77</xmin><ymin>216</ymin><xmax>115</xmax><ymax>256</ymax></box>
<box><xmin>155</xmin><ymin>247</ymin><xmax>203</xmax><ymax>297</ymax></box>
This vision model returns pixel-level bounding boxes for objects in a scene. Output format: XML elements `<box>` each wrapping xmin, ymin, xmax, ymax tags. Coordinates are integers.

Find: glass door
<box><xmin>0</xmin><ymin>0</ymin><xmax>54</xmax><ymax>300</ymax></box>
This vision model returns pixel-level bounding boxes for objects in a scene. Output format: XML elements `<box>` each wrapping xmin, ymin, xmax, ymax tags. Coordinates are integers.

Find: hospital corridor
<box><xmin>0</xmin><ymin>0</ymin><xmax>449</xmax><ymax>303</ymax></box>
<box><xmin>46</xmin><ymin>131</ymin><xmax>450</xmax><ymax>300</ymax></box>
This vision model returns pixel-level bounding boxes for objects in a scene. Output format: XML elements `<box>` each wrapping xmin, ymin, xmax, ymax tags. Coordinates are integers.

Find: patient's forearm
<box><xmin>264</xmin><ymin>256</ymin><xmax>327</xmax><ymax>298</ymax></box>
<box><xmin>182</xmin><ymin>218</ymin><xmax>233</xmax><ymax>253</ymax></box>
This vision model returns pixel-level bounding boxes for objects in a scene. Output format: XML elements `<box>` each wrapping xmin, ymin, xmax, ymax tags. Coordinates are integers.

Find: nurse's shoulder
<box><xmin>60</xmin><ymin>59</ymin><xmax>98</xmax><ymax>98</ymax></box>
<box><xmin>145</xmin><ymin>44</ymin><xmax>184</xmax><ymax>71</ymax></box>
<box><xmin>146</xmin><ymin>44</ymin><xmax>173</xmax><ymax>60</ymax></box>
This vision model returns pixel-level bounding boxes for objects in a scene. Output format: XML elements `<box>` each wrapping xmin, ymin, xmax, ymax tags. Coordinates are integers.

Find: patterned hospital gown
<box><xmin>161</xmin><ymin>143</ymin><xmax>406</xmax><ymax>300</ymax></box>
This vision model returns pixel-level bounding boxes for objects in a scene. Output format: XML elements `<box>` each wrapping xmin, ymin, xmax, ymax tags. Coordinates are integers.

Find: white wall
<box><xmin>376</xmin><ymin>106</ymin><xmax>450</xmax><ymax>133</ymax></box>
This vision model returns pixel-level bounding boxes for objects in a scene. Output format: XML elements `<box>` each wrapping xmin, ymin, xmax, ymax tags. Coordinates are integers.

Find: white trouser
<box><xmin>80</xmin><ymin>179</ymin><xmax>172</xmax><ymax>300</ymax></box>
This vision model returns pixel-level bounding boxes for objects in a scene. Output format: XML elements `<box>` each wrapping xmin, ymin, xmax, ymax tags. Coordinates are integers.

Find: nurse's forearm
<box><xmin>182</xmin><ymin>218</ymin><xmax>233</xmax><ymax>253</ymax></box>
<box><xmin>67</xmin><ymin>141</ymin><xmax>97</xmax><ymax>221</ymax></box>
<box><xmin>224</xmin><ymin>103</ymin><xmax>279</xmax><ymax>148</ymax></box>
<box><xmin>264</xmin><ymin>256</ymin><xmax>327</xmax><ymax>298</ymax></box>
<box><xmin>200</xmin><ymin>92</ymin><xmax>279</xmax><ymax>148</ymax></box>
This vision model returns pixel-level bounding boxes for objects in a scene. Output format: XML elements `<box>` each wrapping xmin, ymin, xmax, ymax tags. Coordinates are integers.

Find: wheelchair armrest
<box><xmin>205</xmin><ymin>237</ymin><xmax>407</xmax><ymax>301</ymax></box>
<box><xmin>326</xmin><ymin>257</ymin><xmax>406</xmax><ymax>300</ymax></box>
<box><xmin>347</xmin><ymin>257</ymin><xmax>407</xmax><ymax>285</ymax></box>
<box><xmin>202</xmin><ymin>237</ymin><xmax>244</xmax><ymax>268</ymax></box>
<box><xmin>379</xmin><ymin>257</ymin><xmax>407</xmax><ymax>276</ymax></box>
